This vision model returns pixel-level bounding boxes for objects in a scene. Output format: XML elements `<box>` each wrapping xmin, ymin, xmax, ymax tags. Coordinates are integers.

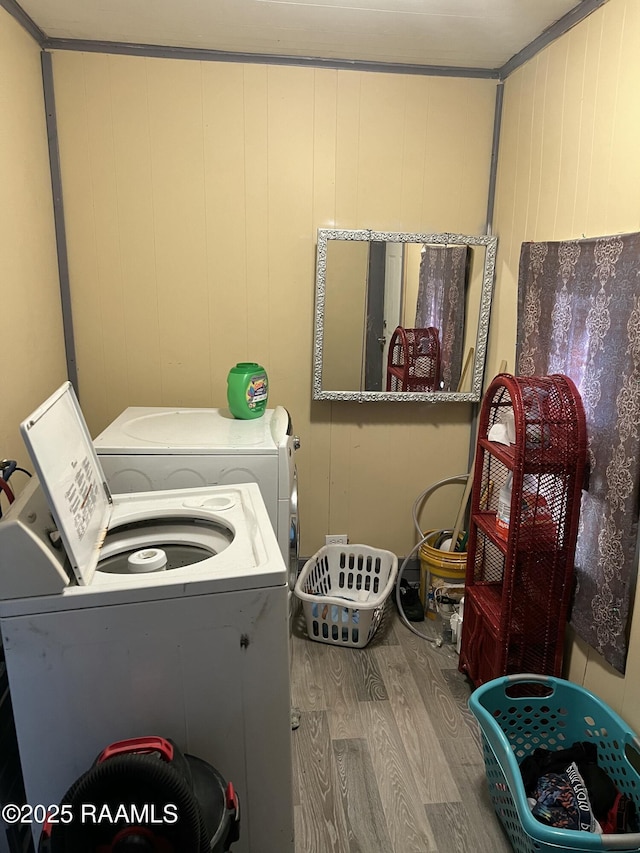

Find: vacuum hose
<box><xmin>395</xmin><ymin>474</ymin><xmax>469</xmax><ymax>646</ymax></box>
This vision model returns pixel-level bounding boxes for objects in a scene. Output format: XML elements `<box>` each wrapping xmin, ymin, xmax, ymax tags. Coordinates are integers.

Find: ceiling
<box><xmin>14</xmin><ymin>0</ymin><xmax>599</xmax><ymax>73</ymax></box>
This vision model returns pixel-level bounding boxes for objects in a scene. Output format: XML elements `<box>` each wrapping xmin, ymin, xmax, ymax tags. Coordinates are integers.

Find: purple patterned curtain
<box><xmin>517</xmin><ymin>234</ymin><xmax>640</xmax><ymax>673</ymax></box>
<box><xmin>415</xmin><ymin>245</ymin><xmax>469</xmax><ymax>391</ymax></box>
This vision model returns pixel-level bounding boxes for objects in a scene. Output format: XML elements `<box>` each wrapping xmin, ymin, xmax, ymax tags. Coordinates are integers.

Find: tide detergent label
<box><xmin>247</xmin><ymin>375</ymin><xmax>268</xmax><ymax>409</ymax></box>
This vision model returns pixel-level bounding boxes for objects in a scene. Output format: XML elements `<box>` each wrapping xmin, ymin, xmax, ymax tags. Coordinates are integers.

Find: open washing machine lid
<box><xmin>20</xmin><ymin>382</ymin><xmax>112</xmax><ymax>587</ymax></box>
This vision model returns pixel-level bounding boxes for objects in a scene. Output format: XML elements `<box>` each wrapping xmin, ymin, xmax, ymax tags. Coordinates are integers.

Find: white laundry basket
<box><xmin>294</xmin><ymin>544</ymin><xmax>398</xmax><ymax>648</ymax></box>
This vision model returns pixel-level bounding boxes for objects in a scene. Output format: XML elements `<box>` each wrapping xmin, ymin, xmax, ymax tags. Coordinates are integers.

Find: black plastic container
<box><xmin>38</xmin><ymin>736</ymin><xmax>240</xmax><ymax>853</ymax></box>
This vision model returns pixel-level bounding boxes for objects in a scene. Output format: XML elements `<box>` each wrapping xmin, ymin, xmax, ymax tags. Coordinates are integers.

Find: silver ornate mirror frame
<box><xmin>312</xmin><ymin>229</ymin><xmax>498</xmax><ymax>403</ymax></box>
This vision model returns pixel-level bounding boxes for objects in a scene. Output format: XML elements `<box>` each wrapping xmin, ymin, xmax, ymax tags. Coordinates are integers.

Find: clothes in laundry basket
<box><xmin>311</xmin><ymin>602</ymin><xmax>359</xmax><ymax>624</ymax></box>
<box><xmin>528</xmin><ymin>761</ymin><xmax>598</xmax><ymax>832</ymax></box>
<box><xmin>520</xmin><ymin>740</ymin><xmax>638</xmax><ymax>834</ymax></box>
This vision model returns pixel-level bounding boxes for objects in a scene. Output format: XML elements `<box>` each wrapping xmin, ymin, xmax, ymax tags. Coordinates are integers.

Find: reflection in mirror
<box><xmin>312</xmin><ymin>230</ymin><xmax>497</xmax><ymax>403</ymax></box>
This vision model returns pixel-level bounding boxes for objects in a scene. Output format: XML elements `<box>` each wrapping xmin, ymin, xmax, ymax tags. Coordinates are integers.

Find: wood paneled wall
<box><xmin>2</xmin><ymin>0</ymin><xmax>640</xmax><ymax>754</ymax></box>
<box><xmin>0</xmin><ymin>7</ymin><xmax>66</xmax><ymax>474</ymax></box>
<box><xmin>492</xmin><ymin>0</ymin><xmax>640</xmax><ymax>728</ymax></box>
<box><xmin>51</xmin><ymin>53</ymin><xmax>497</xmax><ymax>557</ymax></box>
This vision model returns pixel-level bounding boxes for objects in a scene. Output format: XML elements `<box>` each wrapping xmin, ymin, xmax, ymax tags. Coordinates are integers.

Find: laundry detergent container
<box><xmin>227</xmin><ymin>362</ymin><xmax>269</xmax><ymax>419</ymax></box>
<box><xmin>38</xmin><ymin>736</ymin><xmax>240</xmax><ymax>853</ymax></box>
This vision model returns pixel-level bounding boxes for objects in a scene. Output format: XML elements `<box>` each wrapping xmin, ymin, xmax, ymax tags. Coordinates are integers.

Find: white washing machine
<box><xmin>0</xmin><ymin>383</ymin><xmax>294</xmax><ymax>853</ymax></box>
<box><xmin>93</xmin><ymin>406</ymin><xmax>300</xmax><ymax>593</ymax></box>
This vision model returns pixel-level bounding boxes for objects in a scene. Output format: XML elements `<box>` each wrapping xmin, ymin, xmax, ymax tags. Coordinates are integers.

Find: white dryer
<box><xmin>94</xmin><ymin>406</ymin><xmax>300</xmax><ymax>592</ymax></box>
<box><xmin>0</xmin><ymin>383</ymin><xmax>294</xmax><ymax>853</ymax></box>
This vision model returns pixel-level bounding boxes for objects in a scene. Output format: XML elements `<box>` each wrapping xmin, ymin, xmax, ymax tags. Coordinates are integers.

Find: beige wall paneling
<box><xmin>355</xmin><ymin>73</ymin><xmax>405</xmax><ymax>227</ymax></box>
<box><xmin>306</xmin><ymin>69</ymin><xmax>339</xmax><ymax>543</ymax></box>
<box><xmin>402</xmin><ymin>242</ymin><xmax>421</xmax><ymax>328</ymax></box>
<box><xmin>49</xmin><ymin>52</ymin><xmax>104</xmax><ymax>424</ymax></box>
<box><xmin>201</xmin><ymin>62</ymin><xmax>248</xmax><ymax>402</ymax></box>
<box><xmin>583</xmin><ymin>2</ymin><xmax>626</xmax><ymax>238</ymax></box>
<box><xmin>263</xmin><ymin>65</ymin><xmax>326</xmax><ymax>552</ymax></box>
<box><xmin>422</xmin><ymin>78</ymin><xmax>495</xmax><ymax>234</ymax></box>
<box><xmin>314</xmin><ymin>73</ymin><xmax>496</xmax><ymax>554</ymax></box>
<box><xmin>570</xmin><ymin>18</ymin><xmax>603</xmax><ymax>239</ymax></box>
<box><xmin>54</xmin><ymin>54</ymin><xmax>153</xmax><ymax>428</ymax></box>
<box><xmin>334</xmin><ymin>71</ymin><xmax>363</xmax><ymax>228</ymax></box>
<box><xmin>325</xmin><ymin>70</ymin><xmax>365</xmax><ymax>545</ymax></box>
<box><xmin>460</xmin><ymin>262</ymin><xmax>480</xmax><ymax>380</ymax></box>
<box><xmin>51</xmin><ymin>52</ymin><xmax>496</xmax><ymax>556</ymax></box>
<box><xmin>0</xmin><ymin>10</ymin><xmax>66</xmax><ymax>474</ymax></box>
<box><xmin>614</xmin><ymin>0</ymin><xmax>640</xmax><ymax>727</ymax></box>
<box><xmin>621</xmin><ymin>584</ymin><xmax>640</xmax><ymax>726</ymax></box>
<box><xmin>399</xmin><ymin>77</ymin><xmax>430</xmax><ymax>229</ymax></box>
<box><xmin>108</xmin><ymin>57</ymin><xmax>164</xmax><ymax>409</ymax></box>
<box><xmin>323</xmin><ymin>241</ymin><xmax>368</xmax><ymax>391</ymax></box>
<box><xmin>492</xmin><ymin>0</ymin><xmax>640</xmax><ymax>725</ymax></box>
<box><xmin>242</xmin><ymin>64</ymin><xmax>270</xmax><ymax>371</ymax></box>
<box><xmin>146</xmin><ymin>59</ymin><xmax>211</xmax><ymax>407</ymax></box>
<box><xmin>264</xmin><ymin>65</ymin><xmax>316</xmax><ymax>407</ymax></box>
<box><xmin>534</xmin><ymin>47</ymin><xmax>567</xmax><ymax>238</ymax></box>
<box><xmin>484</xmin><ymin>73</ymin><xmax>519</xmax><ymax>380</ymax></box>
<box><xmin>325</xmin><ymin>406</ymin><xmax>474</xmax><ymax>556</ymax></box>
<box><xmin>79</xmin><ymin>54</ymin><xmax>131</xmax><ymax>426</ymax></box>
<box><xmin>556</xmin><ymin>28</ymin><xmax>590</xmax><ymax>236</ymax></box>
<box><xmin>8</xmin><ymin>0</ymin><xmax>639</xmax><ymax>739</ymax></box>
<box><xmin>52</xmin><ymin>52</ymin><xmax>213</xmax><ymax>430</ymax></box>
<box><xmin>604</xmin><ymin>0</ymin><xmax>640</xmax><ymax>228</ymax></box>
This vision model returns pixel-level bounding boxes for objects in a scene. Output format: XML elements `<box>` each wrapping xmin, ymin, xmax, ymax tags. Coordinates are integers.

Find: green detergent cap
<box><xmin>227</xmin><ymin>362</ymin><xmax>269</xmax><ymax>419</ymax></box>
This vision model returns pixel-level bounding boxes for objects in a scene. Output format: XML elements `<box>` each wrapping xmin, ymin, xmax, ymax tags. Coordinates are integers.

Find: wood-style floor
<box><xmin>290</xmin><ymin>603</ymin><xmax>513</xmax><ymax>853</ymax></box>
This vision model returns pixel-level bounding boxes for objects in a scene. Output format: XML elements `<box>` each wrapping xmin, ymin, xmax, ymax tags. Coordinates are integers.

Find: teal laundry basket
<box><xmin>469</xmin><ymin>674</ymin><xmax>640</xmax><ymax>852</ymax></box>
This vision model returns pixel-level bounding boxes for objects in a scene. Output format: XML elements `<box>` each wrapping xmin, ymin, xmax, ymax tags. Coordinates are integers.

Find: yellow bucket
<box><xmin>419</xmin><ymin>529</ymin><xmax>467</xmax><ymax>616</ymax></box>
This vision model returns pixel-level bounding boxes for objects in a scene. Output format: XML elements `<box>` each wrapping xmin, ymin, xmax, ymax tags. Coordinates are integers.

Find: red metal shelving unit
<box><xmin>458</xmin><ymin>374</ymin><xmax>587</xmax><ymax>688</ymax></box>
<box><xmin>386</xmin><ymin>327</ymin><xmax>440</xmax><ymax>392</ymax></box>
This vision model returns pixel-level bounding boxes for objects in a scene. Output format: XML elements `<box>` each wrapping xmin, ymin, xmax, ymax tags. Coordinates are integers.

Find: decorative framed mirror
<box><xmin>312</xmin><ymin>229</ymin><xmax>498</xmax><ymax>402</ymax></box>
